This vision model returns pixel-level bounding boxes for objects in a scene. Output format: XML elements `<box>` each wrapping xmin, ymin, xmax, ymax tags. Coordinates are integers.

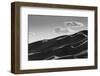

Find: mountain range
<box><xmin>28</xmin><ymin>30</ymin><xmax>88</xmax><ymax>60</ymax></box>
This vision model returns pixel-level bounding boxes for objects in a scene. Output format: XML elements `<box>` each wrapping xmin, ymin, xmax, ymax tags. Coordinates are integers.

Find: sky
<box><xmin>28</xmin><ymin>15</ymin><xmax>88</xmax><ymax>43</ymax></box>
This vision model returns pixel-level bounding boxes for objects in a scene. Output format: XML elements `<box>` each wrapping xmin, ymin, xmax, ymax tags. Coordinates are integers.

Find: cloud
<box><xmin>54</xmin><ymin>27</ymin><xmax>69</xmax><ymax>33</ymax></box>
<box><xmin>64</xmin><ymin>21</ymin><xmax>84</xmax><ymax>27</ymax></box>
<box><xmin>54</xmin><ymin>21</ymin><xmax>87</xmax><ymax>35</ymax></box>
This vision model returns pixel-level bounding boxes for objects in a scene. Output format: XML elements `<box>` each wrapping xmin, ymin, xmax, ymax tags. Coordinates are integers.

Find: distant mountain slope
<box><xmin>28</xmin><ymin>30</ymin><xmax>88</xmax><ymax>60</ymax></box>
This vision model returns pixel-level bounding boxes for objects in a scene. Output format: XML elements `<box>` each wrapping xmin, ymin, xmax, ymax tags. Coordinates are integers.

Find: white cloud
<box><xmin>54</xmin><ymin>21</ymin><xmax>87</xmax><ymax>35</ymax></box>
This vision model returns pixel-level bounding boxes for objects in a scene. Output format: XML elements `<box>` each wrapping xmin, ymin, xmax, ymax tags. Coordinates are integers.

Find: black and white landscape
<box><xmin>28</xmin><ymin>15</ymin><xmax>88</xmax><ymax>60</ymax></box>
